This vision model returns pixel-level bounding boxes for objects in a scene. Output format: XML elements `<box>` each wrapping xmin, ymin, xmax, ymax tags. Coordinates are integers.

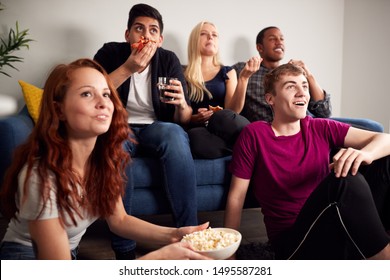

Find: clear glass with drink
<box><xmin>157</xmin><ymin>77</ymin><xmax>177</xmax><ymax>102</ymax></box>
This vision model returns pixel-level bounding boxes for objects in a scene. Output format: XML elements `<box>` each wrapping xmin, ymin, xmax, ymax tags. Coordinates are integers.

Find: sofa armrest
<box><xmin>0</xmin><ymin>107</ymin><xmax>34</xmax><ymax>183</ymax></box>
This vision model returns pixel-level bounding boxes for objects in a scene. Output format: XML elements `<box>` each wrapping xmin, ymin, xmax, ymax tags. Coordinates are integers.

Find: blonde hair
<box><xmin>184</xmin><ymin>21</ymin><xmax>222</xmax><ymax>103</ymax></box>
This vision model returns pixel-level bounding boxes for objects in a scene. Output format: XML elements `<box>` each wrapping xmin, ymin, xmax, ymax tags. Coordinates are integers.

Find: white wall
<box><xmin>1</xmin><ymin>0</ymin><xmax>344</xmax><ymax>118</ymax></box>
<box><xmin>342</xmin><ymin>0</ymin><xmax>390</xmax><ymax>131</ymax></box>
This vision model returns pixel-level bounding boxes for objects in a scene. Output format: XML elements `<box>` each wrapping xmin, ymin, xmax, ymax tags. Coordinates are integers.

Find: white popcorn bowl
<box><xmin>188</xmin><ymin>228</ymin><xmax>242</xmax><ymax>260</ymax></box>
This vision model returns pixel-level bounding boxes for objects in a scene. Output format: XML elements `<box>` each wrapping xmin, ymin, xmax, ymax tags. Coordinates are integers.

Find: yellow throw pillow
<box><xmin>19</xmin><ymin>80</ymin><xmax>43</xmax><ymax>124</ymax></box>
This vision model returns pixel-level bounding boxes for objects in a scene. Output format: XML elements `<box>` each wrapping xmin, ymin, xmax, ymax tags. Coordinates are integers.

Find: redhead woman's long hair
<box><xmin>0</xmin><ymin>58</ymin><xmax>132</xmax><ymax>225</ymax></box>
<box><xmin>184</xmin><ymin>21</ymin><xmax>222</xmax><ymax>103</ymax></box>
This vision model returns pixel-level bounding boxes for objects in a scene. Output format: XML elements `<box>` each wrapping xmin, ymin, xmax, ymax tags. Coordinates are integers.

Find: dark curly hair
<box><xmin>127</xmin><ymin>3</ymin><xmax>164</xmax><ymax>34</ymax></box>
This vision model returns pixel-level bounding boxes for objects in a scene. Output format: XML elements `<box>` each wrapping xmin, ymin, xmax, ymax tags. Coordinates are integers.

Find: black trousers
<box><xmin>272</xmin><ymin>156</ymin><xmax>390</xmax><ymax>260</ymax></box>
<box><xmin>188</xmin><ymin>109</ymin><xmax>250</xmax><ymax>159</ymax></box>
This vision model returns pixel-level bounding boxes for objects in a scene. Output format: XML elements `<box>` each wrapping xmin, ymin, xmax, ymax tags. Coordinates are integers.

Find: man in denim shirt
<box><xmin>233</xmin><ymin>26</ymin><xmax>383</xmax><ymax>132</ymax></box>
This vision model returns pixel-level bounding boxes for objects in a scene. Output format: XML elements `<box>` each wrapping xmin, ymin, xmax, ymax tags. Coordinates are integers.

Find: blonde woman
<box><xmin>185</xmin><ymin>21</ymin><xmax>257</xmax><ymax>159</ymax></box>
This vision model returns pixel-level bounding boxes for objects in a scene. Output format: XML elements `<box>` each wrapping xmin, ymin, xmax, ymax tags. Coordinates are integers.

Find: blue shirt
<box><xmin>232</xmin><ymin>62</ymin><xmax>331</xmax><ymax>122</ymax></box>
<box><xmin>191</xmin><ymin>66</ymin><xmax>233</xmax><ymax>113</ymax></box>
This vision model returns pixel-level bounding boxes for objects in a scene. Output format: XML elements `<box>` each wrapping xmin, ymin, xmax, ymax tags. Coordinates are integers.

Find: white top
<box><xmin>2</xmin><ymin>165</ymin><xmax>97</xmax><ymax>250</ymax></box>
<box><xmin>127</xmin><ymin>65</ymin><xmax>156</xmax><ymax>124</ymax></box>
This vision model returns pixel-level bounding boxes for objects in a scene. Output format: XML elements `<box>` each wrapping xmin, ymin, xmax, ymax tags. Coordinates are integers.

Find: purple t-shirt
<box><xmin>229</xmin><ymin>116</ymin><xmax>350</xmax><ymax>241</ymax></box>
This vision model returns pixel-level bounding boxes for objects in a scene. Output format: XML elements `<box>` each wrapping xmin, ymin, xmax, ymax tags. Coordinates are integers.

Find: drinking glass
<box><xmin>157</xmin><ymin>77</ymin><xmax>177</xmax><ymax>102</ymax></box>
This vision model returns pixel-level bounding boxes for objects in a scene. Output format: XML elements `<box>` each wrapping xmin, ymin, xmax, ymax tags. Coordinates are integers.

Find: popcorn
<box><xmin>181</xmin><ymin>228</ymin><xmax>240</xmax><ymax>251</ymax></box>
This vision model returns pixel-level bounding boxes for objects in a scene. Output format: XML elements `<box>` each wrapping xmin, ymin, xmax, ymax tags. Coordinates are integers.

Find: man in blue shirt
<box><xmin>232</xmin><ymin>26</ymin><xmax>383</xmax><ymax>132</ymax></box>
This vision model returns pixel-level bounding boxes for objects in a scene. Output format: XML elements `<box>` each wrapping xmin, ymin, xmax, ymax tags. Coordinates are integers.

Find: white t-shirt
<box><xmin>127</xmin><ymin>65</ymin><xmax>156</xmax><ymax>124</ymax></box>
<box><xmin>2</xmin><ymin>165</ymin><xmax>97</xmax><ymax>250</ymax></box>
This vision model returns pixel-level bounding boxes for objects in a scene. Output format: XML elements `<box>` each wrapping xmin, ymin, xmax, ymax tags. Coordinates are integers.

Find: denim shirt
<box><xmin>232</xmin><ymin>62</ymin><xmax>331</xmax><ymax>122</ymax></box>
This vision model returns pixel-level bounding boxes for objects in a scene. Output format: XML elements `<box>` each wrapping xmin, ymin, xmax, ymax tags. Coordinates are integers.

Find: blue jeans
<box><xmin>306</xmin><ymin>110</ymin><xmax>384</xmax><ymax>133</ymax></box>
<box><xmin>111</xmin><ymin>121</ymin><xmax>198</xmax><ymax>254</ymax></box>
<box><xmin>331</xmin><ymin>117</ymin><xmax>384</xmax><ymax>132</ymax></box>
<box><xmin>0</xmin><ymin>241</ymin><xmax>79</xmax><ymax>260</ymax></box>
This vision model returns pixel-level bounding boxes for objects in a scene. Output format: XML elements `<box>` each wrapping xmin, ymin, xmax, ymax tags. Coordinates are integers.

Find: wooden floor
<box><xmin>0</xmin><ymin>208</ymin><xmax>267</xmax><ymax>260</ymax></box>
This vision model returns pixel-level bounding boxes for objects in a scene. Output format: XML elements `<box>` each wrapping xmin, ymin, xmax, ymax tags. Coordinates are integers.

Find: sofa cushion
<box><xmin>130</xmin><ymin>156</ymin><xmax>232</xmax><ymax>215</ymax></box>
<box><xmin>19</xmin><ymin>80</ymin><xmax>43</xmax><ymax>124</ymax></box>
<box><xmin>131</xmin><ymin>156</ymin><xmax>231</xmax><ymax>188</ymax></box>
<box><xmin>0</xmin><ymin>107</ymin><xmax>34</xmax><ymax>184</ymax></box>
